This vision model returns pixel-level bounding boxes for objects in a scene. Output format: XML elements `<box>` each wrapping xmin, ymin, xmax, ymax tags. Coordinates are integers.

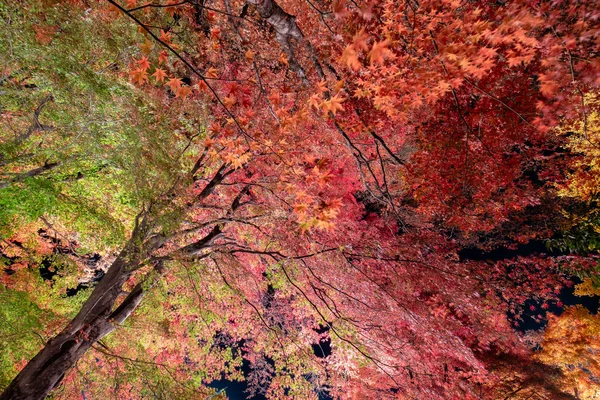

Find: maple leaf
<box><xmin>369</xmin><ymin>40</ymin><xmax>393</xmax><ymax>65</ymax></box>
<box><xmin>353</xmin><ymin>28</ymin><xmax>370</xmax><ymax>51</ymax></box>
<box><xmin>308</xmin><ymin>94</ymin><xmax>322</xmax><ymax>111</ymax></box>
<box><xmin>223</xmin><ymin>95</ymin><xmax>237</xmax><ymax>108</ymax></box>
<box><xmin>316</xmin><ymin>79</ymin><xmax>328</xmax><ymax>94</ymax></box>
<box><xmin>166</xmin><ymin>77</ymin><xmax>183</xmax><ymax>92</ymax></box>
<box><xmin>314</xmin><ymin>218</ymin><xmax>334</xmax><ymax>230</ymax></box>
<box><xmin>332</xmin><ymin>0</ymin><xmax>347</xmax><ymax>18</ymax></box>
<box><xmin>340</xmin><ymin>45</ymin><xmax>361</xmax><ymax>71</ymax></box>
<box><xmin>159</xmin><ymin>29</ymin><xmax>172</xmax><ymax>44</ymax></box>
<box><xmin>245</xmin><ymin>50</ymin><xmax>255</xmax><ymax>62</ymax></box>
<box><xmin>129</xmin><ymin>68</ymin><xmax>148</xmax><ymax>85</ymax></box>
<box><xmin>135</xmin><ymin>56</ymin><xmax>151</xmax><ymax>72</ymax></box>
<box><xmin>175</xmin><ymin>85</ymin><xmax>192</xmax><ymax>99</ymax></box>
<box><xmin>152</xmin><ymin>68</ymin><xmax>167</xmax><ymax>84</ymax></box>
<box><xmin>539</xmin><ymin>74</ymin><xmax>559</xmax><ymax>97</ymax></box>
<box><xmin>358</xmin><ymin>2</ymin><xmax>374</xmax><ymax>21</ymax></box>
<box><xmin>268</xmin><ymin>91</ymin><xmax>282</xmax><ymax>106</ymax></box>
<box><xmin>165</xmin><ymin>0</ymin><xmax>179</xmax><ymax>17</ymax></box>
<box><xmin>311</xmin><ymin>166</ymin><xmax>334</xmax><ymax>187</ymax></box>
<box><xmin>206</xmin><ymin>67</ymin><xmax>219</xmax><ymax>79</ymax></box>
<box><xmin>321</xmin><ymin>93</ymin><xmax>345</xmax><ymax>116</ymax></box>
<box><xmin>230</xmin><ymin>152</ymin><xmax>251</xmax><ymax>169</ymax></box>
<box><xmin>204</xmin><ymin>137</ymin><xmax>215</xmax><ymax>148</ymax></box>
<box><xmin>140</xmin><ymin>39</ymin><xmax>153</xmax><ymax>55</ymax></box>
<box><xmin>293</xmin><ymin>202</ymin><xmax>310</xmax><ymax>219</ymax></box>
<box><xmin>158</xmin><ymin>50</ymin><xmax>169</xmax><ymax>65</ymax></box>
<box><xmin>279</xmin><ymin>53</ymin><xmax>289</xmax><ymax>66</ymax></box>
<box><xmin>125</xmin><ymin>0</ymin><xmax>136</xmax><ymax>7</ymax></box>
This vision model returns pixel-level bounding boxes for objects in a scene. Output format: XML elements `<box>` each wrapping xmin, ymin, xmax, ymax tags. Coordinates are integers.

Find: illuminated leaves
<box><xmin>8</xmin><ymin>0</ymin><xmax>600</xmax><ymax>399</ymax></box>
<box><xmin>135</xmin><ymin>56</ymin><xmax>151</xmax><ymax>71</ymax></box>
<box><xmin>151</xmin><ymin>68</ymin><xmax>167</xmax><ymax>83</ymax></box>
<box><xmin>340</xmin><ymin>45</ymin><xmax>361</xmax><ymax>71</ymax></box>
<box><xmin>321</xmin><ymin>93</ymin><xmax>345</xmax><ymax>116</ymax></box>
<box><xmin>535</xmin><ymin>306</ymin><xmax>600</xmax><ymax>397</ymax></box>
<box><xmin>340</xmin><ymin>29</ymin><xmax>370</xmax><ymax>71</ymax></box>
<box><xmin>539</xmin><ymin>74</ymin><xmax>559</xmax><ymax>97</ymax></box>
<box><xmin>175</xmin><ymin>85</ymin><xmax>192</xmax><ymax>99</ymax></box>
<box><xmin>166</xmin><ymin>77</ymin><xmax>182</xmax><ymax>92</ymax></box>
<box><xmin>129</xmin><ymin>68</ymin><xmax>148</xmax><ymax>85</ymax></box>
<box><xmin>158</xmin><ymin>50</ymin><xmax>169</xmax><ymax>65</ymax></box>
<box><xmin>368</xmin><ymin>40</ymin><xmax>393</xmax><ymax>65</ymax></box>
<box><xmin>159</xmin><ymin>29</ymin><xmax>172</xmax><ymax>44</ymax></box>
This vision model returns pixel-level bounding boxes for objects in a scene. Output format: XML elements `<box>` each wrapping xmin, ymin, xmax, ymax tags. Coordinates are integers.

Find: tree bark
<box><xmin>0</xmin><ymin>221</ymin><xmax>151</xmax><ymax>400</ymax></box>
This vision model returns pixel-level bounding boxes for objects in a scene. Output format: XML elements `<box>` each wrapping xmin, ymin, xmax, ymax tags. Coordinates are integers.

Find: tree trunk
<box><xmin>0</xmin><ymin>232</ymin><xmax>148</xmax><ymax>400</ymax></box>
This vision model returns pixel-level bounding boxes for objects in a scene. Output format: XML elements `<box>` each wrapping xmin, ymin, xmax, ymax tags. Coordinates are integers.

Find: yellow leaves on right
<box><xmin>535</xmin><ymin>306</ymin><xmax>600</xmax><ymax>399</ymax></box>
<box><xmin>557</xmin><ymin>92</ymin><xmax>600</xmax><ymax>202</ymax></box>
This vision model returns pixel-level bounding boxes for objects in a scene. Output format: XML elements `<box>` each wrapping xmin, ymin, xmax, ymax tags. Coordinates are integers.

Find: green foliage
<box><xmin>0</xmin><ymin>288</ymin><xmax>46</xmax><ymax>389</ymax></box>
<box><xmin>0</xmin><ymin>0</ymin><xmax>197</xmax><ymax>250</ymax></box>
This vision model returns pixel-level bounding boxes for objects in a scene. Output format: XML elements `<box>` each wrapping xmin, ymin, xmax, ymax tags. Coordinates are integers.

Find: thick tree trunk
<box><xmin>0</xmin><ymin>232</ymin><xmax>148</xmax><ymax>400</ymax></box>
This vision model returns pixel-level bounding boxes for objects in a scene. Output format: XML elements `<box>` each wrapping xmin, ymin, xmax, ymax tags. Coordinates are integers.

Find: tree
<box><xmin>1</xmin><ymin>0</ymin><xmax>600</xmax><ymax>398</ymax></box>
<box><xmin>535</xmin><ymin>306</ymin><xmax>600</xmax><ymax>399</ymax></box>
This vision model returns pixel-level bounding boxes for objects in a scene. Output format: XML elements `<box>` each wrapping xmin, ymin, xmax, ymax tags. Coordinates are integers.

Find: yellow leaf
<box><xmin>140</xmin><ymin>39</ymin><xmax>153</xmax><ymax>55</ymax></box>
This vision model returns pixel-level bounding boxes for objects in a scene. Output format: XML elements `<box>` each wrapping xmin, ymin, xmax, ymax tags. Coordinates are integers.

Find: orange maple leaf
<box><xmin>293</xmin><ymin>202</ymin><xmax>310</xmax><ymax>218</ymax></box>
<box><xmin>206</xmin><ymin>67</ymin><xmax>219</xmax><ymax>79</ymax></box>
<box><xmin>231</xmin><ymin>152</ymin><xmax>251</xmax><ymax>169</ymax></box>
<box><xmin>309</xmin><ymin>94</ymin><xmax>322</xmax><ymax>111</ymax></box>
<box><xmin>279</xmin><ymin>53</ymin><xmax>289</xmax><ymax>66</ymax></box>
<box><xmin>340</xmin><ymin>45</ymin><xmax>361</xmax><ymax>71</ymax></box>
<box><xmin>165</xmin><ymin>0</ymin><xmax>179</xmax><ymax>17</ymax></box>
<box><xmin>130</xmin><ymin>68</ymin><xmax>148</xmax><ymax>85</ymax></box>
<box><xmin>322</xmin><ymin>93</ymin><xmax>345</xmax><ymax>116</ymax></box>
<box><xmin>268</xmin><ymin>91</ymin><xmax>282</xmax><ymax>106</ymax></box>
<box><xmin>166</xmin><ymin>77</ymin><xmax>183</xmax><ymax>92</ymax></box>
<box><xmin>223</xmin><ymin>95</ymin><xmax>237</xmax><ymax>108</ymax></box>
<box><xmin>353</xmin><ymin>28</ymin><xmax>370</xmax><ymax>51</ymax></box>
<box><xmin>136</xmin><ymin>56</ymin><xmax>151</xmax><ymax>71</ymax></box>
<box><xmin>369</xmin><ymin>40</ymin><xmax>393</xmax><ymax>65</ymax></box>
<box><xmin>158</xmin><ymin>50</ymin><xmax>169</xmax><ymax>65</ymax></box>
<box><xmin>539</xmin><ymin>74</ymin><xmax>559</xmax><ymax>97</ymax></box>
<box><xmin>159</xmin><ymin>29</ymin><xmax>172</xmax><ymax>44</ymax></box>
<box><xmin>152</xmin><ymin>68</ymin><xmax>167</xmax><ymax>83</ymax></box>
<box><xmin>316</xmin><ymin>79</ymin><xmax>328</xmax><ymax>94</ymax></box>
<box><xmin>176</xmin><ymin>85</ymin><xmax>192</xmax><ymax>99</ymax></box>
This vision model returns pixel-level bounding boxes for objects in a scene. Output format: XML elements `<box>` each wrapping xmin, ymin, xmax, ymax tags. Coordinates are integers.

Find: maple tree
<box><xmin>2</xmin><ymin>0</ymin><xmax>600</xmax><ymax>399</ymax></box>
<box><xmin>535</xmin><ymin>305</ymin><xmax>600</xmax><ymax>399</ymax></box>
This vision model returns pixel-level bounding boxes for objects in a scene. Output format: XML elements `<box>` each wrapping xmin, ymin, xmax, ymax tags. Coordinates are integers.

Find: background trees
<box><xmin>1</xmin><ymin>0</ymin><xmax>600</xmax><ymax>398</ymax></box>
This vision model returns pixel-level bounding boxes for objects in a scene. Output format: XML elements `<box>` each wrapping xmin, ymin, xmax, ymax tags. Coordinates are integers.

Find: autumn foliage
<box><xmin>1</xmin><ymin>0</ymin><xmax>600</xmax><ymax>399</ymax></box>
